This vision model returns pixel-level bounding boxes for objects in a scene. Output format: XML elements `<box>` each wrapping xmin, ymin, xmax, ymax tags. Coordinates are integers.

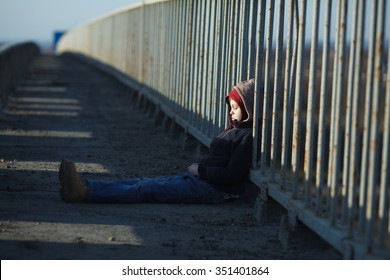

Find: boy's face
<box><xmin>229</xmin><ymin>99</ymin><xmax>243</xmax><ymax>121</ymax></box>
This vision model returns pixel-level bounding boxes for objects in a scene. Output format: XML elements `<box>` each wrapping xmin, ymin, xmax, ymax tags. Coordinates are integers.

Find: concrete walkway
<box><xmin>0</xmin><ymin>54</ymin><xmax>341</xmax><ymax>259</ymax></box>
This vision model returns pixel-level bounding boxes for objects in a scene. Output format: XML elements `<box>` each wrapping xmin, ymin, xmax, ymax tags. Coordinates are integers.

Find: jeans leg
<box><xmin>86</xmin><ymin>173</ymin><xmax>226</xmax><ymax>204</ymax></box>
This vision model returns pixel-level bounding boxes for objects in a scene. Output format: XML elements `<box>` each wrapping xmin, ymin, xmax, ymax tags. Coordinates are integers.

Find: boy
<box><xmin>59</xmin><ymin>79</ymin><xmax>254</xmax><ymax>204</ymax></box>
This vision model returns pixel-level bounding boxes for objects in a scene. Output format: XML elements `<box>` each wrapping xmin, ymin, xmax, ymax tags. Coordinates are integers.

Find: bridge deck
<box><xmin>0</xmin><ymin>54</ymin><xmax>340</xmax><ymax>259</ymax></box>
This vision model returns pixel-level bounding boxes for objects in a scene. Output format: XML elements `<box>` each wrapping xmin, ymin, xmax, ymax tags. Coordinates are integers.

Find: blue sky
<box><xmin>0</xmin><ymin>0</ymin><xmax>139</xmax><ymax>43</ymax></box>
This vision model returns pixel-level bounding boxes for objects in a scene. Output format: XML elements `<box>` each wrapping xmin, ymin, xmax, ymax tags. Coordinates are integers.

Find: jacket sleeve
<box><xmin>198</xmin><ymin>132</ymin><xmax>252</xmax><ymax>185</ymax></box>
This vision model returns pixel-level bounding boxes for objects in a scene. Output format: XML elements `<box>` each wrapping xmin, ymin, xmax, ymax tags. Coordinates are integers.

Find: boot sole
<box><xmin>59</xmin><ymin>159</ymin><xmax>80</xmax><ymax>202</ymax></box>
<box><xmin>59</xmin><ymin>159</ymin><xmax>67</xmax><ymax>200</ymax></box>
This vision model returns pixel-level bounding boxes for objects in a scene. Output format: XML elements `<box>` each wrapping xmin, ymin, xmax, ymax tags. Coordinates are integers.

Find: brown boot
<box><xmin>59</xmin><ymin>159</ymin><xmax>88</xmax><ymax>202</ymax></box>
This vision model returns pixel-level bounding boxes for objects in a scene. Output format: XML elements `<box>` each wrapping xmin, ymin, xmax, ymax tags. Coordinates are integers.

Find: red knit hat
<box><xmin>227</xmin><ymin>88</ymin><xmax>248</xmax><ymax>120</ymax></box>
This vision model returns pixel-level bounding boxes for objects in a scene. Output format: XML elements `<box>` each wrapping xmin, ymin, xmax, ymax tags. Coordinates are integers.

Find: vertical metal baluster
<box><xmin>152</xmin><ymin>5</ymin><xmax>158</xmax><ymax>90</ymax></box>
<box><xmin>114</xmin><ymin>16</ymin><xmax>118</xmax><ymax>67</ymax></box>
<box><xmin>252</xmin><ymin>0</ymin><xmax>267</xmax><ymax>169</ymax></box>
<box><xmin>107</xmin><ymin>17</ymin><xmax>111</xmax><ymax>66</ymax></box>
<box><xmin>180</xmin><ymin>1</ymin><xmax>192</xmax><ymax>116</ymax></box>
<box><xmin>116</xmin><ymin>14</ymin><xmax>120</xmax><ymax>71</ymax></box>
<box><xmin>155</xmin><ymin>4</ymin><xmax>159</xmax><ymax>89</ymax></box>
<box><xmin>122</xmin><ymin>12</ymin><xmax>127</xmax><ymax>72</ymax></box>
<box><xmin>149</xmin><ymin>6</ymin><xmax>154</xmax><ymax>89</ymax></box>
<box><xmin>110</xmin><ymin>17</ymin><xmax>114</xmax><ymax>66</ymax></box>
<box><xmin>99</xmin><ymin>22</ymin><xmax>102</xmax><ymax>61</ymax></box>
<box><xmin>160</xmin><ymin>3</ymin><xmax>165</xmax><ymax>95</ymax></box>
<box><xmin>152</xmin><ymin>5</ymin><xmax>157</xmax><ymax>90</ymax></box>
<box><xmin>281</xmin><ymin>0</ymin><xmax>295</xmax><ymax>189</ymax></box>
<box><xmin>260</xmin><ymin>0</ymin><xmax>275</xmax><ymax>171</ymax></box>
<box><xmin>218</xmin><ymin>0</ymin><xmax>230</xmax><ymax>131</ymax></box>
<box><xmin>207</xmin><ymin>0</ymin><xmax>217</xmax><ymax>136</ymax></box>
<box><xmin>340</xmin><ymin>3</ymin><xmax>353</xmax><ymax>219</ymax></box>
<box><xmin>327</xmin><ymin>0</ymin><xmax>340</xmax><ymax>199</ymax></box>
<box><xmin>191</xmin><ymin>0</ymin><xmax>201</xmax><ymax>125</ymax></box>
<box><xmin>176</xmin><ymin>0</ymin><xmax>185</xmax><ymax>116</ymax></box>
<box><xmin>378</xmin><ymin>28</ymin><xmax>390</xmax><ymax>247</ymax></box>
<box><xmin>200</xmin><ymin>0</ymin><xmax>210</xmax><ymax>134</ymax></box>
<box><xmin>146</xmin><ymin>5</ymin><xmax>151</xmax><ymax>86</ymax></box>
<box><xmin>247</xmin><ymin>0</ymin><xmax>258</xmax><ymax>80</ymax></box>
<box><xmin>196</xmin><ymin>0</ymin><xmax>206</xmax><ymax>128</ymax></box>
<box><xmin>122</xmin><ymin>12</ymin><xmax>127</xmax><ymax>73</ymax></box>
<box><xmin>304</xmin><ymin>0</ymin><xmax>320</xmax><ymax>207</ymax></box>
<box><xmin>162</xmin><ymin>3</ymin><xmax>167</xmax><ymax>101</ymax></box>
<box><xmin>235</xmin><ymin>0</ymin><xmax>241</xmax><ymax>85</ymax></box>
<box><xmin>117</xmin><ymin>15</ymin><xmax>122</xmax><ymax>74</ymax></box>
<box><xmin>140</xmin><ymin>5</ymin><xmax>146</xmax><ymax>85</ymax></box>
<box><xmin>359</xmin><ymin>0</ymin><xmax>377</xmax><ymax>233</ymax></box>
<box><xmin>125</xmin><ymin>11</ymin><xmax>130</xmax><ymax>75</ymax></box>
<box><xmin>345</xmin><ymin>0</ymin><xmax>362</xmax><ymax>230</ymax></box>
<box><xmin>172</xmin><ymin>2</ymin><xmax>177</xmax><ymax>108</ymax></box>
<box><xmin>138</xmin><ymin>7</ymin><xmax>142</xmax><ymax>81</ymax></box>
<box><xmin>102</xmin><ymin>19</ymin><xmax>106</xmax><ymax>63</ymax></box>
<box><xmin>153</xmin><ymin>4</ymin><xmax>161</xmax><ymax>89</ymax></box>
<box><xmin>231</xmin><ymin>0</ymin><xmax>240</xmax><ymax>84</ymax></box>
<box><xmin>142</xmin><ymin>6</ymin><xmax>147</xmax><ymax>87</ymax></box>
<box><xmin>291</xmin><ymin>0</ymin><xmax>306</xmax><ymax>198</ymax></box>
<box><xmin>223</xmin><ymin>0</ymin><xmax>231</xmax><ymax>97</ymax></box>
<box><xmin>239</xmin><ymin>0</ymin><xmax>246</xmax><ymax>82</ymax></box>
<box><xmin>287</xmin><ymin>0</ymin><xmax>299</xmax><ymax>185</ymax></box>
<box><xmin>366</xmin><ymin>0</ymin><xmax>385</xmax><ymax>252</ymax></box>
<box><xmin>111</xmin><ymin>17</ymin><xmax>115</xmax><ymax>66</ymax></box>
<box><xmin>171</xmin><ymin>1</ymin><xmax>179</xmax><ymax>113</ymax></box>
<box><xmin>162</xmin><ymin>3</ymin><xmax>167</xmax><ymax>97</ymax></box>
<box><xmin>118</xmin><ymin>12</ymin><xmax>125</xmax><ymax>74</ymax></box>
<box><xmin>167</xmin><ymin>4</ymin><xmax>172</xmax><ymax>107</ymax></box>
<box><xmin>330</xmin><ymin>0</ymin><xmax>347</xmax><ymax>225</ymax></box>
<box><xmin>113</xmin><ymin>15</ymin><xmax>118</xmax><ymax>70</ymax></box>
<box><xmin>215</xmin><ymin>0</ymin><xmax>226</xmax><ymax>132</ymax></box>
<box><xmin>132</xmin><ymin>10</ymin><xmax>137</xmax><ymax>78</ymax></box>
<box><xmin>241</xmin><ymin>0</ymin><xmax>251</xmax><ymax>81</ymax></box>
<box><xmin>121</xmin><ymin>13</ymin><xmax>126</xmax><ymax>71</ymax></box>
<box><xmin>125</xmin><ymin>11</ymin><xmax>131</xmax><ymax>77</ymax></box>
<box><xmin>165</xmin><ymin>3</ymin><xmax>172</xmax><ymax>106</ymax></box>
<box><xmin>99</xmin><ymin>19</ymin><xmax>104</xmax><ymax>64</ymax></box>
<box><xmin>187</xmin><ymin>1</ymin><xmax>195</xmax><ymax>122</ymax></box>
<box><xmin>184</xmin><ymin>1</ymin><xmax>194</xmax><ymax>121</ymax></box>
<box><xmin>316</xmin><ymin>0</ymin><xmax>332</xmax><ymax>215</ymax></box>
<box><xmin>271</xmin><ymin>0</ymin><xmax>285</xmax><ymax>179</ymax></box>
<box><xmin>157</xmin><ymin>3</ymin><xmax>161</xmax><ymax>91</ymax></box>
<box><xmin>226</xmin><ymin>0</ymin><xmax>235</xmax><ymax>90</ymax></box>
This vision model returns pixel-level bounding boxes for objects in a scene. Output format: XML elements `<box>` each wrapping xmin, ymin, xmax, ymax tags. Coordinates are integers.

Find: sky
<box><xmin>0</xmin><ymin>0</ymin><xmax>140</xmax><ymax>44</ymax></box>
<box><xmin>0</xmin><ymin>0</ymin><xmax>388</xmax><ymax>49</ymax></box>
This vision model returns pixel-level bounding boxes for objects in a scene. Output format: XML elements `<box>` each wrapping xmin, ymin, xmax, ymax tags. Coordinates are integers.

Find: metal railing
<box><xmin>57</xmin><ymin>0</ymin><xmax>390</xmax><ymax>259</ymax></box>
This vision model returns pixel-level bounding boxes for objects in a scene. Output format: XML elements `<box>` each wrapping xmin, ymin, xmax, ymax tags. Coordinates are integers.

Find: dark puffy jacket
<box><xmin>198</xmin><ymin>79</ymin><xmax>255</xmax><ymax>194</ymax></box>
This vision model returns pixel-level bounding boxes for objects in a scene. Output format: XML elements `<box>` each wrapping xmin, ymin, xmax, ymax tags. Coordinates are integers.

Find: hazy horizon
<box><xmin>0</xmin><ymin>0</ymin><xmax>139</xmax><ymax>46</ymax></box>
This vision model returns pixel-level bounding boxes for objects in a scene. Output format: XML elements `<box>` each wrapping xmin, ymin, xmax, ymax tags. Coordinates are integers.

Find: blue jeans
<box><xmin>86</xmin><ymin>172</ymin><xmax>229</xmax><ymax>204</ymax></box>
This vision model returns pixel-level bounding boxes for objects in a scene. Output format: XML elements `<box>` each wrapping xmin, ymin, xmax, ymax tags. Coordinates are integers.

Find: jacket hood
<box><xmin>226</xmin><ymin>78</ymin><xmax>255</xmax><ymax>124</ymax></box>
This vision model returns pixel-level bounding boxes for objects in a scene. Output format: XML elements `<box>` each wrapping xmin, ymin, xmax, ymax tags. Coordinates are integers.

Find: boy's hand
<box><xmin>187</xmin><ymin>163</ymin><xmax>199</xmax><ymax>177</ymax></box>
